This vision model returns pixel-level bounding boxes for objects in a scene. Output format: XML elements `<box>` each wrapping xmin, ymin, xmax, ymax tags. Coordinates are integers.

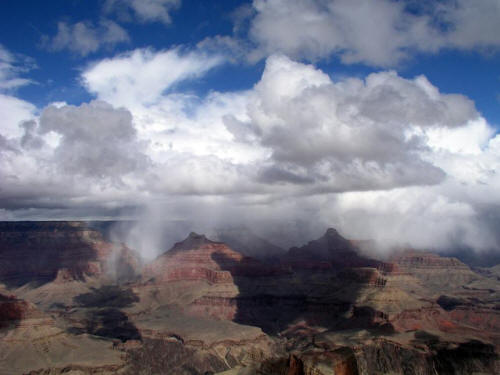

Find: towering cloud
<box><xmin>239</xmin><ymin>55</ymin><xmax>479</xmax><ymax>191</ymax></box>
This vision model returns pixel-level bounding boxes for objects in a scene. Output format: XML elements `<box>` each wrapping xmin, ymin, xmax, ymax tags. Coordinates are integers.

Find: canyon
<box><xmin>0</xmin><ymin>221</ymin><xmax>498</xmax><ymax>374</ymax></box>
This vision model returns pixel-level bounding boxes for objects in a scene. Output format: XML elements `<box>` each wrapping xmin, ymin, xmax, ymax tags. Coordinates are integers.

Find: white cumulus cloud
<box><xmin>82</xmin><ymin>47</ymin><xmax>225</xmax><ymax>108</ymax></box>
<box><xmin>234</xmin><ymin>0</ymin><xmax>500</xmax><ymax>66</ymax></box>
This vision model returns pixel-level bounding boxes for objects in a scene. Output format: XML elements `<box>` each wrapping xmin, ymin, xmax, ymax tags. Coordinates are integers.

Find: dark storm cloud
<box><xmin>257</xmin><ymin>165</ymin><xmax>314</xmax><ymax>185</ymax></box>
<box><xmin>0</xmin><ymin>134</ymin><xmax>19</xmax><ymax>154</ymax></box>
<box><xmin>20</xmin><ymin>120</ymin><xmax>44</xmax><ymax>149</ymax></box>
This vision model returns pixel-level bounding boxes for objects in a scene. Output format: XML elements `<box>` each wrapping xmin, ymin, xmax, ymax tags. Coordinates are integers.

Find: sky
<box><xmin>1</xmin><ymin>0</ymin><xmax>500</xmax><ymax>253</ymax></box>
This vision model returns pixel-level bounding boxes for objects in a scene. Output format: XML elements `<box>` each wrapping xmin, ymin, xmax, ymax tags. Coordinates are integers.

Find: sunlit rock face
<box><xmin>0</xmin><ymin>222</ymin><xmax>499</xmax><ymax>374</ymax></box>
<box><xmin>144</xmin><ymin>232</ymin><xmax>279</xmax><ymax>284</ymax></box>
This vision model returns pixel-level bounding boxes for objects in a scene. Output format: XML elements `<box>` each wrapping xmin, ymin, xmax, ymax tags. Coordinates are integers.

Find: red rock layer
<box><xmin>145</xmin><ymin>233</ymin><xmax>278</xmax><ymax>284</ymax></box>
<box><xmin>447</xmin><ymin>307</ymin><xmax>500</xmax><ymax>332</ymax></box>
<box><xmin>390</xmin><ymin>307</ymin><xmax>457</xmax><ymax>332</ymax></box>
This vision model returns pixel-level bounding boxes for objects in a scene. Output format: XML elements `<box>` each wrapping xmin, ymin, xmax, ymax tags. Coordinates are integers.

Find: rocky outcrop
<box><xmin>124</xmin><ymin>334</ymin><xmax>280</xmax><ymax>375</ymax></box>
<box><xmin>270</xmin><ymin>335</ymin><xmax>499</xmax><ymax>375</ymax></box>
<box><xmin>265</xmin><ymin>349</ymin><xmax>359</xmax><ymax>375</ymax></box>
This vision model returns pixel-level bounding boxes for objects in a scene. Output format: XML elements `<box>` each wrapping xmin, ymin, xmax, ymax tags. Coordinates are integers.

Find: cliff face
<box><xmin>0</xmin><ymin>223</ymin><xmax>499</xmax><ymax>375</ymax></box>
<box><xmin>390</xmin><ymin>250</ymin><xmax>478</xmax><ymax>289</ymax></box>
<box><xmin>144</xmin><ymin>232</ymin><xmax>279</xmax><ymax>284</ymax></box>
<box><xmin>0</xmin><ymin>221</ymin><xmax>139</xmax><ymax>287</ymax></box>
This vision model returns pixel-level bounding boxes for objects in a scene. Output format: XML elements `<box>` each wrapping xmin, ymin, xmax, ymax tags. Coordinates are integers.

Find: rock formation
<box><xmin>0</xmin><ymin>222</ymin><xmax>499</xmax><ymax>374</ymax></box>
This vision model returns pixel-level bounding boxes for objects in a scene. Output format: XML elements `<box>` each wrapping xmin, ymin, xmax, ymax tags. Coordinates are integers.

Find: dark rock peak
<box><xmin>188</xmin><ymin>232</ymin><xmax>206</xmax><ymax>240</ymax></box>
<box><xmin>284</xmin><ymin>227</ymin><xmax>381</xmax><ymax>269</ymax></box>
<box><xmin>310</xmin><ymin>227</ymin><xmax>352</xmax><ymax>251</ymax></box>
<box><xmin>325</xmin><ymin>227</ymin><xmax>340</xmax><ymax>237</ymax></box>
<box><xmin>322</xmin><ymin>227</ymin><xmax>349</xmax><ymax>243</ymax></box>
<box><xmin>286</xmin><ymin>228</ymin><xmax>354</xmax><ymax>260</ymax></box>
<box><xmin>213</xmin><ymin>227</ymin><xmax>286</xmax><ymax>260</ymax></box>
<box><xmin>170</xmin><ymin>232</ymin><xmax>222</xmax><ymax>253</ymax></box>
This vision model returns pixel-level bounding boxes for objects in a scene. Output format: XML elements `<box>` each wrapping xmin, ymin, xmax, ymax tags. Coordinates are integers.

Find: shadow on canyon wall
<box><xmin>0</xmin><ymin>221</ymin><xmax>139</xmax><ymax>288</ymax></box>
<box><xmin>70</xmin><ymin>285</ymin><xmax>141</xmax><ymax>342</ymax></box>
<box><xmin>0</xmin><ymin>222</ymin><xmax>106</xmax><ymax>288</ymax></box>
<box><xmin>0</xmin><ymin>293</ymin><xmax>27</xmax><ymax>331</ymax></box>
<box><xmin>212</xmin><ymin>250</ymin><xmax>394</xmax><ymax>337</ymax></box>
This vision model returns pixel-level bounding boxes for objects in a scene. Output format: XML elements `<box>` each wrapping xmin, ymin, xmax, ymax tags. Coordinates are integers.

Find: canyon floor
<box><xmin>0</xmin><ymin>222</ymin><xmax>499</xmax><ymax>374</ymax></box>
